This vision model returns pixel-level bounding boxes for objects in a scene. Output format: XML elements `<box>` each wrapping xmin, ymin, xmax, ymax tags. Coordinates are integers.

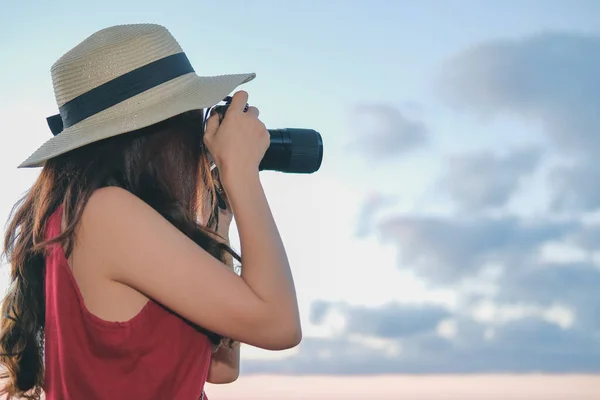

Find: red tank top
<box><xmin>43</xmin><ymin>207</ymin><xmax>213</xmax><ymax>399</ymax></box>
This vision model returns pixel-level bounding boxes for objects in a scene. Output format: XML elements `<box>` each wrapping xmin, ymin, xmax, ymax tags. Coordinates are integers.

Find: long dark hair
<box><xmin>0</xmin><ymin>110</ymin><xmax>239</xmax><ymax>399</ymax></box>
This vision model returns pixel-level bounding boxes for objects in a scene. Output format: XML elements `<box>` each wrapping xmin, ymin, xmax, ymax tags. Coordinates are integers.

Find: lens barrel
<box><xmin>261</xmin><ymin>129</ymin><xmax>323</xmax><ymax>173</ymax></box>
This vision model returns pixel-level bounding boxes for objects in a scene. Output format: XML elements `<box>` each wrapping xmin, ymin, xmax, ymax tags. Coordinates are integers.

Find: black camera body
<box><xmin>212</xmin><ymin>97</ymin><xmax>323</xmax><ymax>174</ymax></box>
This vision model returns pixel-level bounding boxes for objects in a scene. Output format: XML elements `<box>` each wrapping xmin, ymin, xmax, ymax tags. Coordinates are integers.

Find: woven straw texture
<box><xmin>20</xmin><ymin>24</ymin><xmax>255</xmax><ymax>168</ymax></box>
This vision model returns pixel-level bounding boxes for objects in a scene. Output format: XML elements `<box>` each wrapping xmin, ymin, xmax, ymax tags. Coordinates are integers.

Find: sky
<box><xmin>1</xmin><ymin>0</ymin><xmax>600</xmax><ymax>398</ymax></box>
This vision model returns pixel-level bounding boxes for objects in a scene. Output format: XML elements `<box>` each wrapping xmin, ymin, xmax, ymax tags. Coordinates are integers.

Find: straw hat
<box><xmin>19</xmin><ymin>23</ymin><xmax>256</xmax><ymax>168</ymax></box>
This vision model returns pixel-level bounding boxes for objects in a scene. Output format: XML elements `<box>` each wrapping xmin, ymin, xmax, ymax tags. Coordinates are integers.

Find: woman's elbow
<box><xmin>287</xmin><ymin>323</ymin><xmax>303</xmax><ymax>348</ymax></box>
<box><xmin>267</xmin><ymin>321</ymin><xmax>302</xmax><ymax>350</ymax></box>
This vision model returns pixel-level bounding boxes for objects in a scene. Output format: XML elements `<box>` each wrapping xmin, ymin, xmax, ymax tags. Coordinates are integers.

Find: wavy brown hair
<box><xmin>0</xmin><ymin>110</ymin><xmax>240</xmax><ymax>399</ymax></box>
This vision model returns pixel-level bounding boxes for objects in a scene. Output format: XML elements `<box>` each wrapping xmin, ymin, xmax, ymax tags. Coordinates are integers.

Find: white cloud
<box><xmin>348</xmin><ymin>334</ymin><xmax>401</xmax><ymax>357</ymax></box>
<box><xmin>470</xmin><ymin>300</ymin><xmax>576</xmax><ymax>330</ymax></box>
<box><xmin>436</xmin><ymin>319</ymin><xmax>458</xmax><ymax>339</ymax></box>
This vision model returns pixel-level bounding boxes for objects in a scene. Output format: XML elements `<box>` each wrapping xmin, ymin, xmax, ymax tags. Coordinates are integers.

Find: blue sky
<box><xmin>1</xmin><ymin>0</ymin><xmax>600</xmax><ymax>375</ymax></box>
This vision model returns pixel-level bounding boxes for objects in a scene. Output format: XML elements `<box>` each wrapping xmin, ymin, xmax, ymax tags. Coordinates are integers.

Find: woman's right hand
<box><xmin>203</xmin><ymin>90</ymin><xmax>270</xmax><ymax>182</ymax></box>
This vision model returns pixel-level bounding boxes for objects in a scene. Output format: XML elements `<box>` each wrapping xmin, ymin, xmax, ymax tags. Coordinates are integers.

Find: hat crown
<box><xmin>51</xmin><ymin>24</ymin><xmax>183</xmax><ymax>108</ymax></box>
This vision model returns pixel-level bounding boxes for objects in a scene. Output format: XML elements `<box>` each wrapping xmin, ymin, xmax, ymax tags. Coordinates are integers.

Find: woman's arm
<box><xmin>81</xmin><ymin>181</ymin><xmax>302</xmax><ymax>350</ymax></box>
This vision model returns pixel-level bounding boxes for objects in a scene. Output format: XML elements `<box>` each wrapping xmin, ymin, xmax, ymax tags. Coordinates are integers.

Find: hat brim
<box><xmin>18</xmin><ymin>71</ymin><xmax>256</xmax><ymax>168</ymax></box>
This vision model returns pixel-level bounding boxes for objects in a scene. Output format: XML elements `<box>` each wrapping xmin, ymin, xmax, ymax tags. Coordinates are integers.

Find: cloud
<box><xmin>338</xmin><ymin>202</ymin><xmax>598</xmax><ymax>374</ymax></box>
<box><xmin>549</xmin><ymin>160</ymin><xmax>600</xmax><ymax>211</ymax></box>
<box><xmin>439</xmin><ymin>147</ymin><xmax>543</xmax><ymax>211</ymax></box>
<box><xmin>498</xmin><ymin>261</ymin><xmax>600</xmax><ymax>331</ymax></box>
<box><xmin>376</xmin><ymin>214</ymin><xmax>575</xmax><ymax>283</ymax></box>
<box><xmin>242</xmin><ymin>307</ymin><xmax>600</xmax><ymax>375</ymax></box>
<box><xmin>242</xmin><ymin>336</ymin><xmax>405</xmax><ymax>375</ymax></box>
<box><xmin>354</xmin><ymin>192</ymin><xmax>398</xmax><ymax>237</ymax></box>
<box><xmin>310</xmin><ymin>300</ymin><xmax>451</xmax><ymax>338</ymax></box>
<box><xmin>348</xmin><ymin>103</ymin><xmax>428</xmax><ymax>160</ymax></box>
<box><xmin>323</xmin><ymin>193</ymin><xmax>598</xmax><ymax>374</ymax></box>
<box><xmin>439</xmin><ymin>32</ymin><xmax>600</xmax><ymax>212</ymax></box>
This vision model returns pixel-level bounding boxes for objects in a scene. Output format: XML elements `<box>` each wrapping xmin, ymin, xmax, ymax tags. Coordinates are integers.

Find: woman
<box><xmin>0</xmin><ymin>24</ymin><xmax>302</xmax><ymax>399</ymax></box>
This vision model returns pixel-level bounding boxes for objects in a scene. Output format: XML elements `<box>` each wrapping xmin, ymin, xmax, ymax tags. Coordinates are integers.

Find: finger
<box><xmin>204</xmin><ymin>113</ymin><xmax>220</xmax><ymax>138</ymax></box>
<box><xmin>208</xmin><ymin>106</ymin><xmax>225</xmax><ymax>124</ymax></box>
<box><xmin>229</xmin><ymin>90</ymin><xmax>249</xmax><ymax>113</ymax></box>
<box><xmin>209</xmin><ymin>107</ymin><xmax>220</xmax><ymax>118</ymax></box>
<box><xmin>246</xmin><ymin>106</ymin><xmax>260</xmax><ymax>117</ymax></box>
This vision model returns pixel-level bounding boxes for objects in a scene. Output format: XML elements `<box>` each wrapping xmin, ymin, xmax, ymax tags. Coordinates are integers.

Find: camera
<box><xmin>212</xmin><ymin>97</ymin><xmax>323</xmax><ymax>174</ymax></box>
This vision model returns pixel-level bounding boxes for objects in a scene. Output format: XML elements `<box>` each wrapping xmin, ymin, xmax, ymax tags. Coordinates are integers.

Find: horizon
<box><xmin>205</xmin><ymin>374</ymin><xmax>600</xmax><ymax>399</ymax></box>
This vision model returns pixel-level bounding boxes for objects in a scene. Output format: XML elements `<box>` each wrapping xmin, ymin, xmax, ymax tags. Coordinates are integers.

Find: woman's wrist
<box><xmin>220</xmin><ymin>168</ymin><xmax>260</xmax><ymax>194</ymax></box>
